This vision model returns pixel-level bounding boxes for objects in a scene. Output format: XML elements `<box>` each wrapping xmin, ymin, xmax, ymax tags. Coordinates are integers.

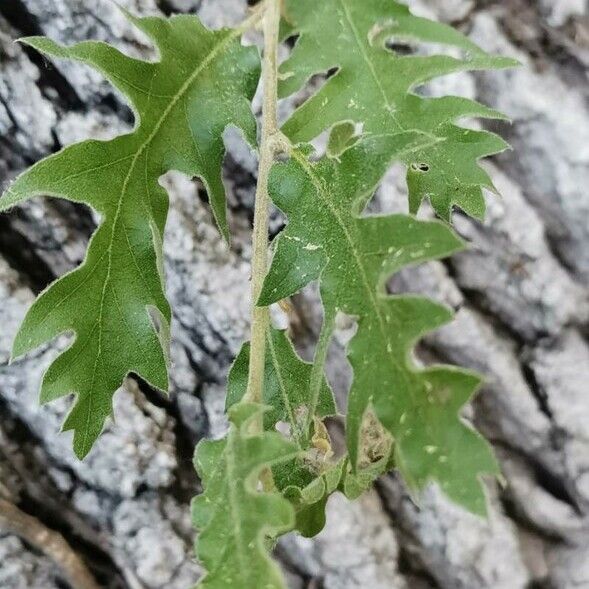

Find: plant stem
<box><xmin>246</xmin><ymin>0</ymin><xmax>282</xmax><ymax>407</ymax></box>
<box><xmin>306</xmin><ymin>310</ymin><xmax>336</xmax><ymax>438</ymax></box>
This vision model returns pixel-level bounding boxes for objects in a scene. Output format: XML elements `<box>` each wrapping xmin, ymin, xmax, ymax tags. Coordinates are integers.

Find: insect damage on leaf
<box><xmin>193</xmin><ymin>402</ymin><xmax>298</xmax><ymax>589</ymax></box>
<box><xmin>259</xmin><ymin>135</ymin><xmax>500</xmax><ymax>515</ymax></box>
<box><xmin>226</xmin><ymin>327</ymin><xmax>341</xmax><ymax>536</ymax></box>
<box><xmin>226</xmin><ymin>327</ymin><xmax>336</xmax><ymax>445</ymax></box>
<box><xmin>0</xmin><ymin>9</ymin><xmax>260</xmax><ymax>458</ymax></box>
<box><xmin>279</xmin><ymin>0</ymin><xmax>519</xmax><ymax>220</ymax></box>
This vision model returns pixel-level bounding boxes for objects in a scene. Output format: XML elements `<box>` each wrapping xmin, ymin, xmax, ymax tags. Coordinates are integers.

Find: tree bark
<box><xmin>0</xmin><ymin>1</ymin><xmax>587</xmax><ymax>588</ymax></box>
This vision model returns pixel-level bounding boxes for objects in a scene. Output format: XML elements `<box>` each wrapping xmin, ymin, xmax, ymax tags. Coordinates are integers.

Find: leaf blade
<box><xmin>226</xmin><ymin>327</ymin><xmax>341</xmax><ymax>536</ymax></box>
<box><xmin>226</xmin><ymin>327</ymin><xmax>336</xmax><ymax>444</ymax></box>
<box><xmin>279</xmin><ymin>0</ymin><xmax>518</xmax><ymax>219</ymax></box>
<box><xmin>1</xmin><ymin>12</ymin><xmax>260</xmax><ymax>457</ymax></box>
<box><xmin>193</xmin><ymin>403</ymin><xmax>297</xmax><ymax>589</ymax></box>
<box><xmin>261</xmin><ymin>137</ymin><xmax>499</xmax><ymax>514</ymax></box>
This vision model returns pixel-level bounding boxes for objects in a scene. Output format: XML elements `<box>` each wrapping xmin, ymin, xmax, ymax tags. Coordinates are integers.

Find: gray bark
<box><xmin>0</xmin><ymin>0</ymin><xmax>587</xmax><ymax>588</ymax></box>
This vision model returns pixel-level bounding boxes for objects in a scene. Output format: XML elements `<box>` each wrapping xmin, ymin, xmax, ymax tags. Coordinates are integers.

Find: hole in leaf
<box><xmin>388</xmin><ymin>42</ymin><xmax>414</xmax><ymax>56</ymax></box>
<box><xmin>275</xmin><ymin>420</ymin><xmax>291</xmax><ymax>437</ymax></box>
<box><xmin>358</xmin><ymin>405</ymin><xmax>393</xmax><ymax>470</ymax></box>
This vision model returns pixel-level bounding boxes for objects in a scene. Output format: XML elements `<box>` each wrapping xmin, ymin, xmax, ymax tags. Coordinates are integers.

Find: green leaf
<box><xmin>226</xmin><ymin>327</ymin><xmax>336</xmax><ymax>444</ymax></box>
<box><xmin>282</xmin><ymin>457</ymin><xmax>346</xmax><ymax>537</ymax></box>
<box><xmin>193</xmin><ymin>402</ymin><xmax>298</xmax><ymax>589</ymax></box>
<box><xmin>340</xmin><ymin>459</ymin><xmax>388</xmax><ymax>501</ymax></box>
<box><xmin>226</xmin><ymin>327</ymin><xmax>340</xmax><ymax>535</ymax></box>
<box><xmin>280</xmin><ymin>0</ymin><xmax>518</xmax><ymax>220</ymax></box>
<box><xmin>0</xmin><ymin>11</ymin><xmax>260</xmax><ymax>457</ymax></box>
<box><xmin>259</xmin><ymin>135</ymin><xmax>499</xmax><ymax>515</ymax></box>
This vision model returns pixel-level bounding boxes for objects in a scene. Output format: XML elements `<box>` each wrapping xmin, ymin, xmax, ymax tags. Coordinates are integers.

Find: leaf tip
<box><xmin>10</xmin><ymin>333</ymin><xmax>32</xmax><ymax>364</ymax></box>
<box><xmin>17</xmin><ymin>35</ymin><xmax>54</xmax><ymax>51</ymax></box>
<box><xmin>501</xmin><ymin>56</ymin><xmax>524</xmax><ymax>69</ymax></box>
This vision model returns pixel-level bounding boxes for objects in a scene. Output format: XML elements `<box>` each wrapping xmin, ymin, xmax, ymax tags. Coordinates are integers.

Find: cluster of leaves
<box><xmin>0</xmin><ymin>1</ymin><xmax>516</xmax><ymax>587</ymax></box>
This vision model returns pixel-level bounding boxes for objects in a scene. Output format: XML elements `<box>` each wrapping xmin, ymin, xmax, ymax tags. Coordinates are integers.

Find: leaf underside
<box><xmin>0</xmin><ymin>11</ymin><xmax>260</xmax><ymax>457</ymax></box>
<box><xmin>193</xmin><ymin>403</ymin><xmax>298</xmax><ymax>589</ymax></box>
<box><xmin>226</xmin><ymin>327</ymin><xmax>336</xmax><ymax>439</ymax></box>
<box><xmin>280</xmin><ymin>0</ymin><xmax>518</xmax><ymax>220</ymax></box>
<box><xmin>227</xmin><ymin>327</ymin><xmax>340</xmax><ymax>536</ymax></box>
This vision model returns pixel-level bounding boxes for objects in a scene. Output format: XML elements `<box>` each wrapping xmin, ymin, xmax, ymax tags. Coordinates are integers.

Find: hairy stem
<box><xmin>306</xmin><ymin>310</ymin><xmax>336</xmax><ymax>437</ymax></box>
<box><xmin>246</xmin><ymin>0</ymin><xmax>281</xmax><ymax>406</ymax></box>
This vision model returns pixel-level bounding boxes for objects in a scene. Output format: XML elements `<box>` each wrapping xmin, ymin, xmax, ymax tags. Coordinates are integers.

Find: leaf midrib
<box><xmin>291</xmin><ymin>150</ymin><xmax>389</xmax><ymax>335</ymax></box>
<box><xmin>83</xmin><ymin>28</ymin><xmax>243</xmax><ymax>452</ymax></box>
<box><xmin>337</xmin><ymin>0</ymin><xmax>401</xmax><ymax>130</ymax></box>
<box><xmin>266</xmin><ymin>331</ymin><xmax>304</xmax><ymax>449</ymax></box>
<box><xmin>290</xmin><ymin>144</ymin><xmax>438</xmax><ymax>411</ymax></box>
